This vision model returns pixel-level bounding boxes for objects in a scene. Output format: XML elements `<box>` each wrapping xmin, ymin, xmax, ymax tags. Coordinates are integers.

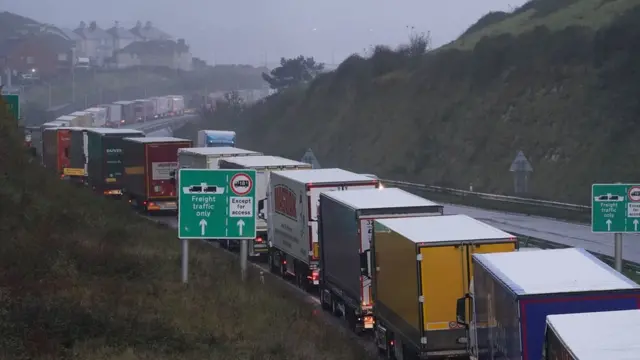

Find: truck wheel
<box><xmin>268</xmin><ymin>252</ymin><xmax>277</xmax><ymax>273</ymax></box>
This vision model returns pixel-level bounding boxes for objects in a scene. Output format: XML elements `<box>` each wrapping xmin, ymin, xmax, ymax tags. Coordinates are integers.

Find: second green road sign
<box><xmin>178</xmin><ymin>169</ymin><xmax>256</xmax><ymax>239</ymax></box>
<box><xmin>2</xmin><ymin>94</ymin><xmax>20</xmax><ymax>120</ymax></box>
<box><xmin>591</xmin><ymin>183</ymin><xmax>640</xmax><ymax>233</ymax></box>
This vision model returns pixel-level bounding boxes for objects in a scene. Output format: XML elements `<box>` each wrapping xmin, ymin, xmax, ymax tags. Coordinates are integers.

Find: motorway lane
<box><xmin>445</xmin><ymin>204</ymin><xmax>640</xmax><ymax>263</ymax></box>
<box><xmin>121</xmin><ymin>113</ymin><xmax>199</xmax><ymax>133</ymax></box>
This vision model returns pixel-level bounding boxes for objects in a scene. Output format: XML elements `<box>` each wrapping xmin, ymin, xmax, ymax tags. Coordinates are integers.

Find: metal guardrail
<box><xmin>381</xmin><ymin>179</ymin><xmax>590</xmax><ymax>212</ymax></box>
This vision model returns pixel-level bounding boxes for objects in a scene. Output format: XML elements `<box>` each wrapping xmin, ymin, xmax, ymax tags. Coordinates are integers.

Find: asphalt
<box><xmin>445</xmin><ymin>204</ymin><xmax>640</xmax><ymax>263</ymax></box>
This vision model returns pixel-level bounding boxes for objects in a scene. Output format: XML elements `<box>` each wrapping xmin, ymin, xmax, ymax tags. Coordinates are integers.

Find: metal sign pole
<box><xmin>614</xmin><ymin>233</ymin><xmax>623</xmax><ymax>272</ymax></box>
<box><xmin>182</xmin><ymin>238</ymin><xmax>189</xmax><ymax>283</ymax></box>
<box><xmin>240</xmin><ymin>239</ymin><xmax>248</xmax><ymax>281</ymax></box>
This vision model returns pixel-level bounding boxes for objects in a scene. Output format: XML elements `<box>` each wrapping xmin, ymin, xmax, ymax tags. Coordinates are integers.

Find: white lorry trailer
<box><xmin>219</xmin><ymin>155</ymin><xmax>312</xmax><ymax>257</ymax></box>
<box><xmin>84</xmin><ymin>107</ymin><xmax>107</xmax><ymax>127</ymax></box>
<box><xmin>168</xmin><ymin>95</ymin><xmax>185</xmax><ymax>116</ymax></box>
<box><xmin>318</xmin><ymin>187</ymin><xmax>444</xmax><ymax>333</ymax></box>
<box><xmin>544</xmin><ymin>310</ymin><xmax>640</xmax><ymax>360</ymax></box>
<box><xmin>175</xmin><ymin>146</ymin><xmax>263</xmax><ymax>185</ymax></box>
<box><xmin>267</xmin><ymin>168</ymin><xmax>380</xmax><ymax>290</ymax></box>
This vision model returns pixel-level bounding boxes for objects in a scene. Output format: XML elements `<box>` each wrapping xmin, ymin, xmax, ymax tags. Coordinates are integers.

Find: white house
<box><xmin>106</xmin><ymin>21</ymin><xmax>136</xmax><ymax>52</ymax></box>
<box><xmin>73</xmin><ymin>21</ymin><xmax>112</xmax><ymax>65</ymax></box>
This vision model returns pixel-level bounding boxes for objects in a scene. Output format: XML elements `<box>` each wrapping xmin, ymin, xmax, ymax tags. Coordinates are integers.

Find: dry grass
<box><xmin>0</xmin><ymin>99</ymin><xmax>373</xmax><ymax>359</ymax></box>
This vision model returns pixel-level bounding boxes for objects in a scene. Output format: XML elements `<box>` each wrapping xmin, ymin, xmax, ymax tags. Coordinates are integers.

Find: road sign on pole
<box><xmin>591</xmin><ymin>183</ymin><xmax>640</xmax><ymax>233</ymax></box>
<box><xmin>178</xmin><ymin>168</ymin><xmax>257</xmax><ymax>239</ymax></box>
<box><xmin>1</xmin><ymin>94</ymin><xmax>20</xmax><ymax>120</ymax></box>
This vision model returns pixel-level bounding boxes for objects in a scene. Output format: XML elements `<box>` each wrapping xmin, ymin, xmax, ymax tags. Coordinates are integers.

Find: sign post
<box><xmin>1</xmin><ymin>94</ymin><xmax>20</xmax><ymax>120</ymax></box>
<box><xmin>178</xmin><ymin>169</ymin><xmax>257</xmax><ymax>282</ymax></box>
<box><xmin>591</xmin><ymin>183</ymin><xmax>640</xmax><ymax>272</ymax></box>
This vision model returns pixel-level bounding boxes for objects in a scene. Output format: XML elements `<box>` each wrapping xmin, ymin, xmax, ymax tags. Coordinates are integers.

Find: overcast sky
<box><xmin>1</xmin><ymin>0</ymin><xmax>528</xmax><ymax>65</ymax></box>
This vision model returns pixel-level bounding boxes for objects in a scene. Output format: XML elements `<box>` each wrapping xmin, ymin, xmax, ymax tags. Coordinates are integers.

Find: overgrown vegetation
<box><xmin>0</xmin><ymin>98</ymin><xmax>373</xmax><ymax>359</ymax></box>
<box><xmin>191</xmin><ymin>0</ymin><xmax>640</xmax><ymax>204</ymax></box>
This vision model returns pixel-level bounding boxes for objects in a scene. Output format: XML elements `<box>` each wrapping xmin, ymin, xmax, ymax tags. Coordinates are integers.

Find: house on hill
<box><xmin>107</xmin><ymin>21</ymin><xmax>136</xmax><ymax>52</ymax></box>
<box><xmin>114</xmin><ymin>39</ymin><xmax>192</xmax><ymax>71</ymax></box>
<box><xmin>74</xmin><ymin>21</ymin><xmax>112</xmax><ymax>65</ymax></box>
<box><xmin>0</xmin><ymin>33</ymin><xmax>75</xmax><ymax>78</ymax></box>
<box><xmin>129</xmin><ymin>21</ymin><xmax>172</xmax><ymax>41</ymax></box>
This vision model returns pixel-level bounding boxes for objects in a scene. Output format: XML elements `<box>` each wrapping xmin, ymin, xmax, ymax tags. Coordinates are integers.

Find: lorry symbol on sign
<box><xmin>629</xmin><ymin>187</ymin><xmax>640</xmax><ymax>202</ymax></box>
<box><xmin>183</xmin><ymin>183</ymin><xmax>224</xmax><ymax>194</ymax></box>
<box><xmin>230</xmin><ymin>173</ymin><xmax>252</xmax><ymax>196</ymax></box>
<box><xmin>593</xmin><ymin>193</ymin><xmax>624</xmax><ymax>202</ymax></box>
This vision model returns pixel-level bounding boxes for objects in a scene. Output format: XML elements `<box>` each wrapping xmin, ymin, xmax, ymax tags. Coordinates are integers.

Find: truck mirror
<box><xmin>360</xmin><ymin>252</ymin><xmax>369</xmax><ymax>277</ymax></box>
<box><xmin>456</xmin><ymin>296</ymin><xmax>467</xmax><ymax>325</ymax></box>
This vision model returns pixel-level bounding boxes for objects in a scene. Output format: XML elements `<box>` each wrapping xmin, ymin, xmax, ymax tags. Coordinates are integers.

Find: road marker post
<box><xmin>592</xmin><ymin>183</ymin><xmax>640</xmax><ymax>272</ymax></box>
<box><xmin>178</xmin><ymin>169</ymin><xmax>257</xmax><ymax>282</ymax></box>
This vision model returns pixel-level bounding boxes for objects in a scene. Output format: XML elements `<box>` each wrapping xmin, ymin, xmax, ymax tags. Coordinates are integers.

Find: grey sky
<box><xmin>2</xmin><ymin>0</ymin><xmax>527</xmax><ymax>65</ymax></box>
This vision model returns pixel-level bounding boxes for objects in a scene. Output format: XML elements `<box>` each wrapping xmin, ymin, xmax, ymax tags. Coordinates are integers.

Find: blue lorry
<box><xmin>456</xmin><ymin>247</ymin><xmax>640</xmax><ymax>360</ymax></box>
<box><xmin>197</xmin><ymin>130</ymin><xmax>236</xmax><ymax>147</ymax></box>
<box><xmin>544</xmin><ymin>309</ymin><xmax>640</xmax><ymax>360</ymax></box>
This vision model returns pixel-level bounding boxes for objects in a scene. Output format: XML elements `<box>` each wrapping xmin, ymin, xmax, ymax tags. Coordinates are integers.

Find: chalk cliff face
<box><xmin>186</xmin><ymin>1</ymin><xmax>640</xmax><ymax>204</ymax></box>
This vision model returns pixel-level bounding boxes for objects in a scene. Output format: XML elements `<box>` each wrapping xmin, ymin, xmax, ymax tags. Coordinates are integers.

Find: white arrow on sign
<box><xmin>606</xmin><ymin>219</ymin><xmax>612</xmax><ymax>231</ymax></box>
<box><xmin>237</xmin><ymin>219</ymin><xmax>245</xmax><ymax>235</ymax></box>
<box><xmin>199</xmin><ymin>219</ymin><xmax>207</xmax><ymax>236</ymax></box>
<box><xmin>634</xmin><ymin>219</ymin><xmax>639</xmax><ymax>232</ymax></box>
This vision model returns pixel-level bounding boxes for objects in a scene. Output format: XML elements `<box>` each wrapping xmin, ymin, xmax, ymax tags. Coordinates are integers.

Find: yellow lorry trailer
<box><xmin>372</xmin><ymin>214</ymin><xmax>517</xmax><ymax>359</ymax></box>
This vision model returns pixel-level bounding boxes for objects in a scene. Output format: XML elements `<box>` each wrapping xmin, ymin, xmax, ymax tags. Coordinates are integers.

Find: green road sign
<box><xmin>2</xmin><ymin>94</ymin><xmax>20</xmax><ymax>120</ymax></box>
<box><xmin>178</xmin><ymin>169</ymin><xmax>256</xmax><ymax>239</ymax></box>
<box><xmin>591</xmin><ymin>183</ymin><xmax>640</xmax><ymax>233</ymax></box>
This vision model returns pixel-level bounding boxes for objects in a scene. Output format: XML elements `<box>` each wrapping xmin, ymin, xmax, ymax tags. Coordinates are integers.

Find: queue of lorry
<box><xmin>34</xmin><ymin>126</ymin><xmax>640</xmax><ymax>360</ymax></box>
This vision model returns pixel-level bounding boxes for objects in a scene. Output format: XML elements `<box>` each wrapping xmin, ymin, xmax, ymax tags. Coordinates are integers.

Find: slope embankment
<box><xmin>0</xmin><ymin>99</ymin><xmax>372</xmax><ymax>359</ymax></box>
<box><xmin>211</xmin><ymin>4</ymin><xmax>640</xmax><ymax>204</ymax></box>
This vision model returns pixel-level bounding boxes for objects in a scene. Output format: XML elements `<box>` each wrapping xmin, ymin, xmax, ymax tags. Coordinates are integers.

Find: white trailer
<box><xmin>99</xmin><ymin>104</ymin><xmax>122</xmax><ymax>125</ymax></box>
<box><xmin>545</xmin><ymin>310</ymin><xmax>640</xmax><ymax>360</ymax></box>
<box><xmin>178</xmin><ymin>147</ymin><xmax>262</xmax><ymax>171</ymax></box>
<box><xmin>267</xmin><ymin>168</ymin><xmax>380</xmax><ymax>290</ymax></box>
<box><xmin>168</xmin><ymin>95</ymin><xmax>185</xmax><ymax>116</ymax></box>
<box><xmin>151</xmin><ymin>96</ymin><xmax>170</xmax><ymax>118</ymax></box>
<box><xmin>84</xmin><ymin>107</ymin><xmax>107</xmax><ymax>127</ymax></box>
<box><xmin>218</xmin><ymin>155</ymin><xmax>312</xmax><ymax>257</ymax></box>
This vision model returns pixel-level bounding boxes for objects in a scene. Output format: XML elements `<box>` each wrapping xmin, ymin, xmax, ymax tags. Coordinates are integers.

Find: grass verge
<box><xmin>0</xmin><ymin>100</ymin><xmax>373</xmax><ymax>359</ymax></box>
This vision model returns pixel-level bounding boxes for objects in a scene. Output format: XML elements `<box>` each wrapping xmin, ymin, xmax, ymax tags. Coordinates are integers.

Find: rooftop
<box><xmin>106</xmin><ymin>22</ymin><xmax>135</xmax><ymax>39</ymax></box>
<box><xmin>273</xmin><ymin>168</ymin><xmax>376</xmax><ymax>184</ymax></box>
<box><xmin>222</xmin><ymin>155</ymin><xmax>309</xmax><ymax>169</ymax></box>
<box><xmin>129</xmin><ymin>21</ymin><xmax>171</xmax><ymax>41</ymax></box>
<box><xmin>74</xmin><ymin>21</ymin><xmax>110</xmax><ymax>40</ymax></box>
<box><xmin>120</xmin><ymin>39</ymin><xmax>188</xmax><ymax>55</ymax></box>
<box><xmin>376</xmin><ymin>214</ymin><xmax>515</xmax><ymax>244</ymax></box>
<box><xmin>473</xmin><ymin>248</ymin><xmax>638</xmax><ymax>295</ymax></box>
<box><xmin>124</xmin><ymin>137</ymin><xmax>190</xmax><ymax>143</ymax></box>
<box><xmin>322</xmin><ymin>187</ymin><xmax>441</xmax><ymax>210</ymax></box>
<box><xmin>179</xmin><ymin>147</ymin><xmax>261</xmax><ymax>156</ymax></box>
<box><xmin>87</xmin><ymin>128</ymin><xmax>144</xmax><ymax>135</ymax></box>
<box><xmin>546</xmin><ymin>310</ymin><xmax>640</xmax><ymax>360</ymax></box>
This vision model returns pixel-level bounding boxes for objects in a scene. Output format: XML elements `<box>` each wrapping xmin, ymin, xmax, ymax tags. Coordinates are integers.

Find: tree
<box><xmin>262</xmin><ymin>56</ymin><xmax>324</xmax><ymax>91</ymax></box>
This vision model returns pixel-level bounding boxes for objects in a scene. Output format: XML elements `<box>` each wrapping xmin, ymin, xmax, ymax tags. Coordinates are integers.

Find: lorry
<box><xmin>150</xmin><ymin>96</ymin><xmax>170</xmax><ymax>118</ymax></box>
<box><xmin>218</xmin><ymin>156</ymin><xmax>312</xmax><ymax>256</ymax></box>
<box><xmin>178</xmin><ymin>147</ymin><xmax>262</xmax><ymax>170</ymax></box>
<box><xmin>113</xmin><ymin>101</ymin><xmax>136</xmax><ymax>125</ymax></box>
<box><xmin>123</xmin><ymin>137</ymin><xmax>192</xmax><ymax>213</ymax></box>
<box><xmin>86</xmin><ymin>128</ymin><xmax>145</xmax><ymax>197</ymax></box>
<box><xmin>318</xmin><ymin>187</ymin><xmax>444</xmax><ymax>334</ymax></box>
<box><xmin>68</xmin><ymin>111</ymin><xmax>93</xmax><ymax>127</ymax></box>
<box><xmin>67</xmin><ymin>127</ymin><xmax>90</xmax><ymax>184</ymax></box>
<box><xmin>371</xmin><ymin>214</ymin><xmax>517</xmax><ymax>360</ymax></box>
<box><xmin>134</xmin><ymin>99</ymin><xmax>155</xmax><ymax>122</ymax></box>
<box><xmin>544</xmin><ymin>309</ymin><xmax>640</xmax><ymax>360</ymax></box>
<box><xmin>84</xmin><ymin>107</ymin><xmax>107</xmax><ymax>127</ymax></box>
<box><xmin>99</xmin><ymin>104</ymin><xmax>122</xmax><ymax>126</ymax></box>
<box><xmin>42</xmin><ymin>127</ymin><xmax>73</xmax><ymax>177</ymax></box>
<box><xmin>457</xmin><ymin>247</ymin><xmax>640</xmax><ymax>360</ymax></box>
<box><xmin>197</xmin><ymin>130</ymin><xmax>236</xmax><ymax>147</ymax></box>
<box><xmin>267</xmin><ymin>168</ymin><xmax>380</xmax><ymax>290</ymax></box>
<box><xmin>167</xmin><ymin>95</ymin><xmax>185</xmax><ymax>116</ymax></box>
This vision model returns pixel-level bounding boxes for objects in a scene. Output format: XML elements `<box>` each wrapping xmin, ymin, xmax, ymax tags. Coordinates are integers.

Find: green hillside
<box><xmin>204</xmin><ymin>0</ymin><xmax>640</xmax><ymax>204</ymax></box>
